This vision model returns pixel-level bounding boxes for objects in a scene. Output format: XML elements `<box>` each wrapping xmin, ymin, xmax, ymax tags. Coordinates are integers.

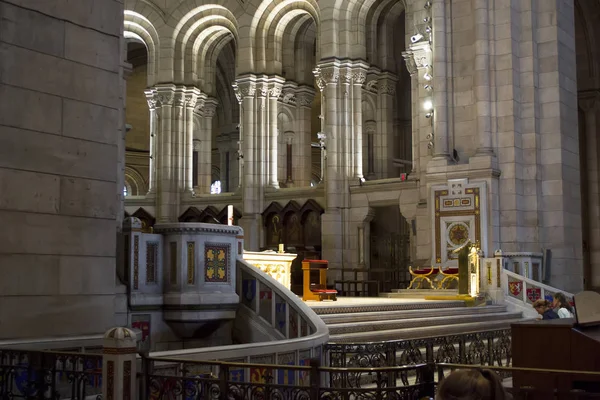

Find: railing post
<box><xmin>423</xmin><ymin>363</ymin><xmax>436</xmax><ymax>399</ymax></box>
<box><xmin>219</xmin><ymin>364</ymin><xmax>229</xmax><ymax>397</ymax></box>
<box><xmin>102</xmin><ymin>327</ymin><xmax>138</xmax><ymax>400</ymax></box>
<box><xmin>309</xmin><ymin>358</ymin><xmax>321</xmax><ymax>400</ymax></box>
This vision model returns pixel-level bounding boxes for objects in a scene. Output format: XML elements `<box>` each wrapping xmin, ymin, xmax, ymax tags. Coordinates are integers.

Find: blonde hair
<box><xmin>436</xmin><ymin>368</ymin><xmax>508</xmax><ymax>400</ymax></box>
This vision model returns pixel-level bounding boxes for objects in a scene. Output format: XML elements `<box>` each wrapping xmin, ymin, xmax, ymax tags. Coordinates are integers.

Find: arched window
<box><xmin>210</xmin><ymin>180</ymin><xmax>222</xmax><ymax>194</ymax></box>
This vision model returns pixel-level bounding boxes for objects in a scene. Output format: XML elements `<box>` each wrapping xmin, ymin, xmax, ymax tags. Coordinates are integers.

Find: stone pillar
<box><xmin>146</xmin><ymin>85</ymin><xmax>205</xmax><ymax>221</ymax></box>
<box><xmin>376</xmin><ymin>73</ymin><xmax>398</xmax><ymax>179</ymax></box>
<box><xmin>296</xmin><ymin>86</ymin><xmax>315</xmax><ymax>186</ymax></box>
<box><xmin>352</xmin><ymin>67</ymin><xmax>367</xmax><ymax>179</ymax></box>
<box><xmin>234</xmin><ymin>77</ymin><xmax>261</xmax><ymax>250</ymax></box>
<box><xmin>184</xmin><ymin>88</ymin><xmax>201</xmax><ymax>194</ymax></box>
<box><xmin>432</xmin><ymin>0</ymin><xmax>450</xmax><ymax>159</ymax></box>
<box><xmin>196</xmin><ymin>98</ymin><xmax>217</xmax><ymax>194</ymax></box>
<box><xmin>102</xmin><ymin>327</ymin><xmax>138</xmax><ymax>400</ymax></box>
<box><xmin>144</xmin><ymin>91</ymin><xmax>159</xmax><ymax>195</ymax></box>
<box><xmin>269</xmin><ymin>78</ymin><xmax>284</xmax><ymax>189</ymax></box>
<box><xmin>473</xmin><ymin>0</ymin><xmax>493</xmax><ymax>155</ymax></box>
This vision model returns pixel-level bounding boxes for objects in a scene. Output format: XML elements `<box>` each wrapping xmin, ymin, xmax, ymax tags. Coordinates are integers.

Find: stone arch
<box><xmin>575</xmin><ymin>0</ymin><xmax>600</xmax><ymax>89</ymax></box>
<box><xmin>170</xmin><ymin>5</ymin><xmax>239</xmax><ymax>87</ymax></box>
<box><xmin>366</xmin><ymin>0</ymin><xmax>406</xmax><ymax>69</ymax></box>
<box><xmin>123</xmin><ymin>10</ymin><xmax>161</xmax><ymax>86</ymax></box>
<box><xmin>124</xmin><ymin>166</ymin><xmax>146</xmax><ymax>196</ymax></box>
<box><xmin>247</xmin><ymin>0</ymin><xmax>320</xmax><ymax>74</ymax></box>
<box><xmin>327</xmin><ymin>0</ymin><xmax>405</xmax><ymax>59</ymax></box>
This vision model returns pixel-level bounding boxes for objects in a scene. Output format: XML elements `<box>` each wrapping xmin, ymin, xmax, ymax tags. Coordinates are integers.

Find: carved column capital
<box><xmin>202</xmin><ymin>97</ymin><xmax>219</xmax><ymax>118</ymax></box>
<box><xmin>269</xmin><ymin>76</ymin><xmax>285</xmax><ymax>99</ymax></box>
<box><xmin>193</xmin><ymin>139</ymin><xmax>201</xmax><ymax>152</ymax></box>
<box><xmin>184</xmin><ymin>87</ymin><xmax>203</xmax><ymax>109</ymax></box>
<box><xmin>233</xmin><ymin>77</ymin><xmax>256</xmax><ymax>102</ymax></box>
<box><xmin>295</xmin><ymin>85</ymin><xmax>316</xmax><ymax>108</ymax></box>
<box><xmin>145</xmin><ymin>89</ymin><xmax>159</xmax><ymax>110</ymax></box>
<box><xmin>314</xmin><ymin>65</ymin><xmax>340</xmax><ymax>91</ymax></box>
<box><xmin>283</xmin><ymin>131</ymin><xmax>295</xmax><ymax>144</ymax></box>
<box><xmin>377</xmin><ymin>72</ymin><xmax>398</xmax><ymax>96</ymax></box>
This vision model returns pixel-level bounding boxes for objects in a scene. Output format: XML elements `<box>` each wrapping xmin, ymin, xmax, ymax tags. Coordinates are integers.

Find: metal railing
<box><xmin>0</xmin><ymin>349</ymin><xmax>102</xmax><ymax>400</ymax></box>
<box><xmin>325</xmin><ymin>329</ymin><xmax>512</xmax><ymax>370</ymax></box>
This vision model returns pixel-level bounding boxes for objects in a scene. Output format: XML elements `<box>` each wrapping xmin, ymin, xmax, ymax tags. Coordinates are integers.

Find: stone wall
<box><xmin>0</xmin><ymin>0</ymin><xmax>122</xmax><ymax>338</ymax></box>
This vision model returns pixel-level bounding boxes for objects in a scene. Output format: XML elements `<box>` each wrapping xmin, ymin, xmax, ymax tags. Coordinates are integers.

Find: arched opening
<box><xmin>124</xmin><ymin>38</ymin><xmax>150</xmax><ymax>195</ymax></box>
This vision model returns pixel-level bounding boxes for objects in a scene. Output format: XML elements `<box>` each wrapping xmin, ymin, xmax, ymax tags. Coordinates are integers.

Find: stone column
<box><xmin>154</xmin><ymin>85</ymin><xmax>175</xmax><ymax>222</ymax></box>
<box><xmin>296</xmin><ymin>86</ymin><xmax>315</xmax><ymax>186</ymax></box>
<box><xmin>352</xmin><ymin>67</ymin><xmax>367</xmax><ymax>179</ymax></box>
<box><xmin>102</xmin><ymin>327</ymin><xmax>138</xmax><ymax>400</ymax></box>
<box><xmin>269</xmin><ymin>78</ymin><xmax>284</xmax><ymax>189</ymax></box>
<box><xmin>216</xmin><ymin>134</ymin><xmax>229</xmax><ymax>192</ymax></box>
<box><xmin>474</xmin><ymin>0</ymin><xmax>493</xmax><ymax>155</ymax></box>
<box><xmin>197</xmin><ymin>98</ymin><xmax>217</xmax><ymax>194</ymax></box>
<box><xmin>184</xmin><ymin>88</ymin><xmax>201</xmax><ymax>194</ymax></box>
<box><xmin>431</xmin><ymin>0</ymin><xmax>450</xmax><ymax>159</ymax></box>
<box><xmin>376</xmin><ymin>73</ymin><xmax>398</xmax><ymax>179</ymax></box>
<box><xmin>144</xmin><ymin>91</ymin><xmax>159</xmax><ymax>195</ymax></box>
<box><xmin>234</xmin><ymin>77</ymin><xmax>261</xmax><ymax>250</ymax></box>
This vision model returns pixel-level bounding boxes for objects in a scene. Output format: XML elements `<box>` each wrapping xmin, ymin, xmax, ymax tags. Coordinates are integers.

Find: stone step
<box><xmin>327</xmin><ymin>310</ymin><xmax>522</xmax><ymax>335</ymax></box>
<box><xmin>329</xmin><ymin>317</ymin><xmax>527</xmax><ymax>343</ymax></box>
<box><xmin>382</xmin><ymin>289</ymin><xmax>459</xmax><ymax>298</ymax></box>
<box><xmin>310</xmin><ymin>299</ymin><xmax>465</xmax><ymax>315</ymax></box>
<box><xmin>320</xmin><ymin>305</ymin><xmax>508</xmax><ymax>324</ymax></box>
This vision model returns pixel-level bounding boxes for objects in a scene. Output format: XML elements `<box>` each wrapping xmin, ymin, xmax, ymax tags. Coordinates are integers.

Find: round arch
<box><xmin>124</xmin><ymin>10</ymin><xmax>161</xmax><ymax>86</ymax></box>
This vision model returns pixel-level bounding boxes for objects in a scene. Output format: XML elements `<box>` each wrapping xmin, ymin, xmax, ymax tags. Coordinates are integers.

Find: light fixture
<box><xmin>423</xmin><ymin>99</ymin><xmax>433</xmax><ymax>110</ymax></box>
<box><xmin>423</xmin><ymin>17</ymin><xmax>431</xmax><ymax>23</ymax></box>
<box><xmin>425</xmin><ymin>26</ymin><xmax>432</xmax><ymax>34</ymax></box>
<box><xmin>423</xmin><ymin>72</ymin><xmax>432</xmax><ymax>81</ymax></box>
<box><xmin>426</xmin><ymin>112</ymin><xmax>433</xmax><ymax>118</ymax></box>
<box><xmin>424</xmin><ymin>1</ymin><xmax>432</xmax><ymax>9</ymax></box>
<box><xmin>424</xmin><ymin>84</ymin><xmax>432</xmax><ymax>91</ymax></box>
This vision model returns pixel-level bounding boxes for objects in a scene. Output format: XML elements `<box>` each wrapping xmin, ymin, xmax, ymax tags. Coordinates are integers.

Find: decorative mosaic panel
<box><xmin>434</xmin><ymin>180</ymin><xmax>482</xmax><ymax>264</ymax></box>
<box><xmin>204</xmin><ymin>243</ymin><xmax>231</xmax><ymax>283</ymax></box>
<box><xmin>131</xmin><ymin>314</ymin><xmax>151</xmax><ymax>348</ymax></box>
<box><xmin>242</xmin><ymin>278</ymin><xmax>257</xmax><ymax>311</ymax></box>
<box><xmin>146</xmin><ymin>242</ymin><xmax>158</xmax><ymax>283</ymax></box>
<box><xmin>249</xmin><ymin>354</ymin><xmax>274</xmax><ymax>384</ymax></box>
<box><xmin>187</xmin><ymin>242</ymin><xmax>195</xmax><ymax>285</ymax></box>
<box><xmin>289</xmin><ymin>307</ymin><xmax>298</xmax><ymax>339</ymax></box>
<box><xmin>275</xmin><ymin>294</ymin><xmax>286</xmax><ymax>336</ymax></box>
<box><xmin>277</xmin><ymin>352</ymin><xmax>296</xmax><ymax>385</ymax></box>
<box><xmin>259</xmin><ymin>282</ymin><xmax>273</xmax><ymax>322</ymax></box>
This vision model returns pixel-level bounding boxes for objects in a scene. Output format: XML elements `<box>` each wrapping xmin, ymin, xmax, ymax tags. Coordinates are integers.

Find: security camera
<box><xmin>411</xmin><ymin>33</ymin><xmax>424</xmax><ymax>43</ymax></box>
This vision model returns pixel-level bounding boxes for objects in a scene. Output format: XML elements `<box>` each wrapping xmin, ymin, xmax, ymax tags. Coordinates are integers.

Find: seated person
<box><xmin>532</xmin><ymin>299</ymin><xmax>559</xmax><ymax>320</ymax></box>
<box><xmin>552</xmin><ymin>292</ymin><xmax>575</xmax><ymax>318</ymax></box>
<box><xmin>436</xmin><ymin>368</ymin><xmax>511</xmax><ymax>400</ymax></box>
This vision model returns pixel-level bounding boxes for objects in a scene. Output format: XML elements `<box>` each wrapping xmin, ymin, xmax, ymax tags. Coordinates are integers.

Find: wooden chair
<box><xmin>302</xmin><ymin>260</ymin><xmax>337</xmax><ymax>301</ymax></box>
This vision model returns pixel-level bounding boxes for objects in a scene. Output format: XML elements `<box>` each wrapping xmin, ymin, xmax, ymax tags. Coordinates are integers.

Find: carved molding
<box><xmin>233</xmin><ymin>81</ymin><xmax>256</xmax><ymax>102</ymax></box>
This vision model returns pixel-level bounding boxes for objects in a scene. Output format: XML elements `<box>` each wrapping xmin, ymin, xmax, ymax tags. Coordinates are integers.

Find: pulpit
<box><xmin>302</xmin><ymin>259</ymin><xmax>337</xmax><ymax>302</ymax></box>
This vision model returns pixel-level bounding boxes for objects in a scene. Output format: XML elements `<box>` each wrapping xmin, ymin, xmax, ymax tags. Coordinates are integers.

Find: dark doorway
<box><xmin>369</xmin><ymin>206</ymin><xmax>411</xmax><ymax>292</ymax></box>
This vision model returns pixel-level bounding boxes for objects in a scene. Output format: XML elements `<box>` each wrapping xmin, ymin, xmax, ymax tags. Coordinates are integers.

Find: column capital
<box><xmin>201</xmin><ymin>97</ymin><xmax>219</xmax><ymax>118</ymax></box>
<box><xmin>193</xmin><ymin>139</ymin><xmax>201</xmax><ymax>152</ymax></box>
<box><xmin>283</xmin><ymin>130</ymin><xmax>295</xmax><ymax>144</ymax></box>
<box><xmin>296</xmin><ymin>85</ymin><xmax>316</xmax><ymax>108</ymax></box>
<box><xmin>314</xmin><ymin>65</ymin><xmax>339</xmax><ymax>91</ymax></box>
<box><xmin>184</xmin><ymin>87</ymin><xmax>203</xmax><ymax>109</ymax></box>
<box><xmin>233</xmin><ymin>76</ymin><xmax>256</xmax><ymax>102</ymax></box>
<box><xmin>268</xmin><ymin>76</ymin><xmax>285</xmax><ymax>99</ymax></box>
<box><xmin>145</xmin><ymin>89</ymin><xmax>159</xmax><ymax>110</ymax></box>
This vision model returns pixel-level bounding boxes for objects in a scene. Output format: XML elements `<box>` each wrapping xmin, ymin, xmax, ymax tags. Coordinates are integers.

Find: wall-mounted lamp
<box><xmin>423</xmin><ymin>99</ymin><xmax>433</xmax><ymax>110</ymax></box>
<box><xmin>423</xmin><ymin>17</ymin><xmax>431</xmax><ymax>23</ymax></box>
<box><xmin>423</xmin><ymin>72</ymin><xmax>432</xmax><ymax>81</ymax></box>
<box><xmin>424</xmin><ymin>84</ymin><xmax>432</xmax><ymax>91</ymax></box>
<box><xmin>359</xmin><ymin>177</ymin><xmax>366</xmax><ymax>186</ymax></box>
<box><xmin>425</xmin><ymin>26</ymin><xmax>432</xmax><ymax>34</ymax></box>
<box><xmin>424</xmin><ymin>1</ymin><xmax>432</xmax><ymax>9</ymax></box>
<box><xmin>425</xmin><ymin>111</ymin><xmax>433</xmax><ymax>119</ymax></box>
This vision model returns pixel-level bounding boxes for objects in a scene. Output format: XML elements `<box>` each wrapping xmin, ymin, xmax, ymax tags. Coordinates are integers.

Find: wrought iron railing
<box><xmin>325</xmin><ymin>329</ymin><xmax>512</xmax><ymax>370</ymax></box>
<box><xmin>139</xmin><ymin>356</ymin><xmax>435</xmax><ymax>399</ymax></box>
<box><xmin>0</xmin><ymin>349</ymin><xmax>102</xmax><ymax>399</ymax></box>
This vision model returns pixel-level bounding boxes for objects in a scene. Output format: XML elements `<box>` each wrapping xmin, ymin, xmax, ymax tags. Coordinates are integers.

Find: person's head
<box><xmin>532</xmin><ymin>299</ymin><xmax>552</xmax><ymax>315</ymax></box>
<box><xmin>552</xmin><ymin>293</ymin><xmax>573</xmax><ymax>312</ymax></box>
<box><xmin>436</xmin><ymin>368</ymin><xmax>507</xmax><ymax>400</ymax></box>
